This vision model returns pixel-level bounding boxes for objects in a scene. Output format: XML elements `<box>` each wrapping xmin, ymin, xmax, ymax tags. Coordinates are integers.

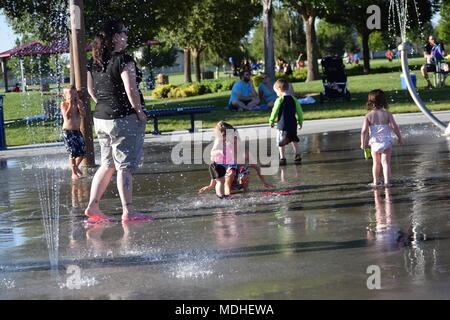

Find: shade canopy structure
<box><xmin>0</xmin><ymin>38</ymin><xmax>160</xmax><ymax>92</ymax></box>
<box><xmin>0</xmin><ymin>38</ymin><xmax>88</xmax><ymax>58</ymax></box>
<box><xmin>0</xmin><ymin>38</ymin><xmax>91</xmax><ymax>92</ymax></box>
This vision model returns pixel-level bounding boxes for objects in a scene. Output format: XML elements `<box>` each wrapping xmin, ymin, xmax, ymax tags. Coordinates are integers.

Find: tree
<box><xmin>316</xmin><ymin>20</ymin><xmax>357</xmax><ymax>57</ymax></box>
<box><xmin>436</xmin><ymin>0</ymin><xmax>450</xmax><ymax>45</ymax></box>
<box><xmin>1</xmin><ymin>0</ymin><xmax>198</xmax><ymax>47</ymax></box>
<box><xmin>283</xmin><ymin>0</ymin><xmax>338</xmax><ymax>81</ymax></box>
<box><xmin>326</xmin><ymin>0</ymin><xmax>439</xmax><ymax>73</ymax></box>
<box><xmin>407</xmin><ymin>22</ymin><xmax>434</xmax><ymax>48</ymax></box>
<box><xmin>159</xmin><ymin>0</ymin><xmax>261</xmax><ymax>82</ymax></box>
<box><xmin>262</xmin><ymin>0</ymin><xmax>275</xmax><ymax>81</ymax></box>
<box><xmin>137</xmin><ymin>43</ymin><xmax>179</xmax><ymax>71</ymax></box>
<box><xmin>250</xmin><ymin>8</ymin><xmax>306</xmax><ymax>63</ymax></box>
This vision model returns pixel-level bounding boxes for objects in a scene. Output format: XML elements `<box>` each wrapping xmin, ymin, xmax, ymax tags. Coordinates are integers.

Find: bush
<box><xmin>275</xmin><ymin>72</ymin><xmax>295</xmax><ymax>83</ymax></box>
<box><xmin>204</xmin><ymin>80</ymin><xmax>222</xmax><ymax>93</ymax></box>
<box><xmin>218</xmin><ymin>79</ymin><xmax>236</xmax><ymax>91</ymax></box>
<box><xmin>152</xmin><ymin>78</ymin><xmax>238</xmax><ymax>99</ymax></box>
<box><xmin>252</xmin><ymin>74</ymin><xmax>263</xmax><ymax>88</ymax></box>
<box><xmin>184</xmin><ymin>85</ymin><xmax>200</xmax><ymax>97</ymax></box>
<box><xmin>166</xmin><ymin>84</ymin><xmax>200</xmax><ymax>98</ymax></box>
<box><xmin>167</xmin><ymin>87</ymin><xmax>184</xmax><ymax>98</ymax></box>
<box><xmin>151</xmin><ymin>84</ymin><xmax>177</xmax><ymax>99</ymax></box>
<box><xmin>292</xmin><ymin>68</ymin><xmax>308</xmax><ymax>82</ymax></box>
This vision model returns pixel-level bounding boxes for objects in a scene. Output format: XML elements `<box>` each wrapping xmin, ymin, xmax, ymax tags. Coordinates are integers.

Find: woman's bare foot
<box><xmin>121</xmin><ymin>206</ymin><xmax>153</xmax><ymax>223</ymax></box>
<box><xmin>85</xmin><ymin>203</ymin><xmax>112</xmax><ymax>222</ymax></box>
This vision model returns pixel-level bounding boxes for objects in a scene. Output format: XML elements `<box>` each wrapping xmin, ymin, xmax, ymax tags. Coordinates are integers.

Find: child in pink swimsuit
<box><xmin>200</xmin><ymin>121</ymin><xmax>274</xmax><ymax>198</ymax></box>
<box><xmin>361</xmin><ymin>90</ymin><xmax>403</xmax><ymax>187</ymax></box>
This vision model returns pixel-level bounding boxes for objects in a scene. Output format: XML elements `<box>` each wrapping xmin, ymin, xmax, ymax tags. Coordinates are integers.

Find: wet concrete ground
<box><xmin>1</xmin><ymin>123</ymin><xmax>450</xmax><ymax>299</ymax></box>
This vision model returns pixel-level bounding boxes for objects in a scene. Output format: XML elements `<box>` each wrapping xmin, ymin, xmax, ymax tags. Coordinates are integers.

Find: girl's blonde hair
<box><xmin>366</xmin><ymin>89</ymin><xmax>389</xmax><ymax>110</ymax></box>
<box><xmin>274</xmin><ymin>78</ymin><xmax>290</xmax><ymax>92</ymax></box>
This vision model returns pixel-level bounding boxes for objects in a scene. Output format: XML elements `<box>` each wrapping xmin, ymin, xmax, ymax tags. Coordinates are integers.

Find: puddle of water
<box><xmin>1</xmin><ymin>123</ymin><xmax>450</xmax><ymax>299</ymax></box>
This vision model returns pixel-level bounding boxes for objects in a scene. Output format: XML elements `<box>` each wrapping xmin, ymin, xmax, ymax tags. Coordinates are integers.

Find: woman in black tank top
<box><xmin>85</xmin><ymin>20</ymin><xmax>152</xmax><ymax>223</ymax></box>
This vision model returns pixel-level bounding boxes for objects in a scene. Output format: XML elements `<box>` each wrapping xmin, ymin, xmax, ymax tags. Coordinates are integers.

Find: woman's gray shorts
<box><xmin>94</xmin><ymin>114</ymin><xmax>146</xmax><ymax>172</ymax></box>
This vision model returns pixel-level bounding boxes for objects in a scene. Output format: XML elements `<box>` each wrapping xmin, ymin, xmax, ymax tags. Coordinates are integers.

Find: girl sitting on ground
<box><xmin>360</xmin><ymin>89</ymin><xmax>403</xmax><ymax>187</ymax></box>
<box><xmin>199</xmin><ymin>121</ymin><xmax>274</xmax><ymax>198</ymax></box>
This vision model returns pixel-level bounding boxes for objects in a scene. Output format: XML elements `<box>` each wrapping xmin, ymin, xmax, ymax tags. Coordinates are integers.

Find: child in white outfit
<box><xmin>361</xmin><ymin>90</ymin><xmax>403</xmax><ymax>187</ymax></box>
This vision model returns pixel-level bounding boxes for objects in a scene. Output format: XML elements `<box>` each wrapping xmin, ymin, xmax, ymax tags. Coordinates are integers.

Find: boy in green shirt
<box><xmin>269</xmin><ymin>79</ymin><xmax>304</xmax><ymax>166</ymax></box>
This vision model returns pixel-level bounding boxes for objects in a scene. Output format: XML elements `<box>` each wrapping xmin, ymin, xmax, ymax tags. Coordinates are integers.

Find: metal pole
<box><xmin>70</xmin><ymin>0</ymin><xmax>95</xmax><ymax>166</ymax></box>
<box><xmin>55</xmin><ymin>54</ymin><xmax>61</xmax><ymax>95</ymax></box>
<box><xmin>0</xmin><ymin>95</ymin><xmax>6</xmax><ymax>150</ymax></box>
<box><xmin>69</xmin><ymin>35</ymin><xmax>75</xmax><ymax>85</ymax></box>
<box><xmin>2</xmin><ymin>58</ymin><xmax>9</xmax><ymax>93</ymax></box>
<box><xmin>398</xmin><ymin>43</ymin><xmax>447</xmax><ymax>132</ymax></box>
<box><xmin>20</xmin><ymin>57</ymin><xmax>26</xmax><ymax>92</ymax></box>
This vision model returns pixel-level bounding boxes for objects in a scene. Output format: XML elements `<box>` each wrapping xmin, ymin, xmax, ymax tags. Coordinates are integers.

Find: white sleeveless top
<box><xmin>369</xmin><ymin>124</ymin><xmax>393</xmax><ymax>152</ymax></box>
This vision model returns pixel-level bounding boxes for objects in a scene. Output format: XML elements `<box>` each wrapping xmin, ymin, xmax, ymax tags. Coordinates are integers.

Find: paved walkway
<box><xmin>1</xmin><ymin>111</ymin><xmax>450</xmax><ymax>159</ymax></box>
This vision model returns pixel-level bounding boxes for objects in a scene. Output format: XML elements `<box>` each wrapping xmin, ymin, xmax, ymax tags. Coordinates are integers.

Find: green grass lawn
<box><xmin>144</xmin><ymin>67</ymin><xmax>450</xmax><ymax>133</ymax></box>
<box><xmin>344</xmin><ymin>57</ymin><xmax>423</xmax><ymax>71</ymax></box>
<box><xmin>2</xmin><ymin>57</ymin><xmax>449</xmax><ymax>147</ymax></box>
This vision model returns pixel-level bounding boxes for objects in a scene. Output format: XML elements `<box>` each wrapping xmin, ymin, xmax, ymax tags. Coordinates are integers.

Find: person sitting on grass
<box><xmin>269</xmin><ymin>79</ymin><xmax>304</xmax><ymax>166</ymax></box>
<box><xmin>228</xmin><ymin>70</ymin><xmax>260</xmax><ymax>111</ymax></box>
<box><xmin>61</xmin><ymin>85</ymin><xmax>86</xmax><ymax>180</ymax></box>
<box><xmin>421</xmin><ymin>35</ymin><xmax>446</xmax><ymax>89</ymax></box>
<box><xmin>258</xmin><ymin>73</ymin><xmax>278</xmax><ymax>108</ymax></box>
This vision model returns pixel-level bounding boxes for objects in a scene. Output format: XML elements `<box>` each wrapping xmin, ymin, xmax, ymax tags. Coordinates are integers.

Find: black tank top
<box><xmin>88</xmin><ymin>52</ymin><xmax>139</xmax><ymax>119</ymax></box>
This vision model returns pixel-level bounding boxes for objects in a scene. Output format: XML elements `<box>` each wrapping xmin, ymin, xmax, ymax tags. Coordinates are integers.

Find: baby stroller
<box><xmin>319</xmin><ymin>55</ymin><xmax>351</xmax><ymax>103</ymax></box>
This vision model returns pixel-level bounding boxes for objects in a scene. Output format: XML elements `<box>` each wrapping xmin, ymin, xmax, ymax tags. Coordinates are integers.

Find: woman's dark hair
<box><xmin>366</xmin><ymin>89</ymin><xmax>389</xmax><ymax>110</ymax></box>
<box><xmin>92</xmin><ymin>19</ymin><xmax>123</xmax><ymax>72</ymax></box>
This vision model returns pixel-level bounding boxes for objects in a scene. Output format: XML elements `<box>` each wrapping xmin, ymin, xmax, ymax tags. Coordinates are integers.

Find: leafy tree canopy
<box><xmin>249</xmin><ymin>8</ymin><xmax>305</xmax><ymax>62</ymax></box>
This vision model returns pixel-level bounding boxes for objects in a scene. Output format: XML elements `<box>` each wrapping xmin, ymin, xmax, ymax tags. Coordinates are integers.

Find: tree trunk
<box><xmin>303</xmin><ymin>14</ymin><xmax>320</xmax><ymax>81</ymax></box>
<box><xmin>70</xmin><ymin>0</ymin><xmax>95</xmax><ymax>167</ymax></box>
<box><xmin>191</xmin><ymin>48</ymin><xmax>202</xmax><ymax>82</ymax></box>
<box><xmin>263</xmin><ymin>0</ymin><xmax>275</xmax><ymax>81</ymax></box>
<box><xmin>69</xmin><ymin>34</ymin><xmax>75</xmax><ymax>85</ymax></box>
<box><xmin>183</xmin><ymin>48</ymin><xmax>192</xmax><ymax>83</ymax></box>
<box><xmin>361</xmin><ymin>29</ymin><xmax>371</xmax><ymax>74</ymax></box>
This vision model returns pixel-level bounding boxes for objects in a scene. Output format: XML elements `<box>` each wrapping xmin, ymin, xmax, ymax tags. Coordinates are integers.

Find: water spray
<box><xmin>391</xmin><ymin>0</ymin><xmax>450</xmax><ymax>136</ymax></box>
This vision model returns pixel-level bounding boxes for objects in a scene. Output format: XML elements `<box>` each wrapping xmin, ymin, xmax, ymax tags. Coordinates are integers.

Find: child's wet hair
<box><xmin>274</xmin><ymin>79</ymin><xmax>290</xmax><ymax>92</ymax></box>
<box><xmin>215</xmin><ymin>121</ymin><xmax>236</xmax><ymax>139</ymax></box>
<box><xmin>63</xmin><ymin>85</ymin><xmax>77</xmax><ymax>99</ymax></box>
<box><xmin>366</xmin><ymin>89</ymin><xmax>389</xmax><ymax>110</ymax></box>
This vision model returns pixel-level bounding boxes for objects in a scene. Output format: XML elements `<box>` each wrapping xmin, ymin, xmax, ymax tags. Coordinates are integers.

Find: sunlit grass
<box><xmin>2</xmin><ymin>58</ymin><xmax>449</xmax><ymax>146</ymax></box>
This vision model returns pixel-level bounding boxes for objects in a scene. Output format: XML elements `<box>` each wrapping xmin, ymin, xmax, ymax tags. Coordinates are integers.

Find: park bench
<box><xmin>144</xmin><ymin>105</ymin><xmax>216</xmax><ymax>135</ymax></box>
